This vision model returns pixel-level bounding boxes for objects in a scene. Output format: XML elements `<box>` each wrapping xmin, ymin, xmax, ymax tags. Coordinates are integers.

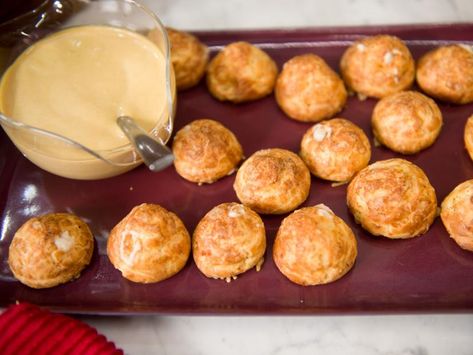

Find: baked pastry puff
<box><xmin>206</xmin><ymin>41</ymin><xmax>278</xmax><ymax>103</ymax></box>
<box><xmin>464</xmin><ymin>115</ymin><xmax>473</xmax><ymax>161</ymax></box>
<box><xmin>275</xmin><ymin>54</ymin><xmax>347</xmax><ymax>122</ymax></box>
<box><xmin>172</xmin><ymin>119</ymin><xmax>244</xmax><ymax>184</ymax></box>
<box><xmin>300</xmin><ymin>118</ymin><xmax>371</xmax><ymax>182</ymax></box>
<box><xmin>107</xmin><ymin>203</ymin><xmax>191</xmax><ymax>283</ymax></box>
<box><xmin>340</xmin><ymin>35</ymin><xmax>415</xmax><ymax>99</ymax></box>
<box><xmin>372</xmin><ymin>91</ymin><xmax>443</xmax><ymax>154</ymax></box>
<box><xmin>416</xmin><ymin>44</ymin><xmax>473</xmax><ymax>104</ymax></box>
<box><xmin>347</xmin><ymin>159</ymin><xmax>437</xmax><ymax>239</ymax></box>
<box><xmin>166</xmin><ymin>27</ymin><xmax>209</xmax><ymax>90</ymax></box>
<box><xmin>440</xmin><ymin>179</ymin><xmax>473</xmax><ymax>252</ymax></box>
<box><xmin>273</xmin><ymin>204</ymin><xmax>357</xmax><ymax>286</ymax></box>
<box><xmin>233</xmin><ymin>148</ymin><xmax>311</xmax><ymax>214</ymax></box>
<box><xmin>193</xmin><ymin>202</ymin><xmax>266</xmax><ymax>281</ymax></box>
<box><xmin>8</xmin><ymin>213</ymin><xmax>94</xmax><ymax>289</ymax></box>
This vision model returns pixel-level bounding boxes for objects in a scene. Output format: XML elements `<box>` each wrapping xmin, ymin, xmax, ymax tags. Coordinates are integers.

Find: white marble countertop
<box><xmin>82</xmin><ymin>1</ymin><xmax>473</xmax><ymax>354</ymax></box>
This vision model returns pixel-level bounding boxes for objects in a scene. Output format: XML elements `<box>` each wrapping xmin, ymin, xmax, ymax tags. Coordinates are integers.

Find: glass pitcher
<box><xmin>0</xmin><ymin>0</ymin><xmax>176</xmax><ymax>180</ymax></box>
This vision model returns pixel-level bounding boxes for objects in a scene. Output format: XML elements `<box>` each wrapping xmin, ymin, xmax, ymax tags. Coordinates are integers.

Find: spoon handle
<box><xmin>117</xmin><ymin>116</ymin><xmax>174</xmax><ymax>172</ymax></box>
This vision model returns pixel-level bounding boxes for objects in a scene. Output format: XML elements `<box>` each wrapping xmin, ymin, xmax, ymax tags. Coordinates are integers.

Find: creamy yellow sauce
<box><xmin>0</xmin><ymin>25</ymin><xmax>174</xmax><ymax>179</ymax></box>
<box><xmin>0</xmin><ymin>25</ymin><xmax>168</xmax><ymax>151</ymax></box>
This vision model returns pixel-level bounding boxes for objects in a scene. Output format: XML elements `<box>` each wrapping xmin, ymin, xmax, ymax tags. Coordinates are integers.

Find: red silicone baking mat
<box><xmin>1</xmin><ymin>24</ymin><xmax>473</xmax><ymax>314</ymax></box>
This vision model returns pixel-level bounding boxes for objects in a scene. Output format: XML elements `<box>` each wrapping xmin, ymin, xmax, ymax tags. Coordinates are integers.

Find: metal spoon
<box><xmin>117</xmin><ymin>115</ymin><xmax>174</xmax><ymax>172</ymax></box>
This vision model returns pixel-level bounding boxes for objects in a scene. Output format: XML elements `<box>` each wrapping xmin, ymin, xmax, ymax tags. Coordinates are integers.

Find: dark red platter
<box><xmin>1</xmin><ymin>24</ymin><xmax>473</xmax><ymax>315</ymax></box>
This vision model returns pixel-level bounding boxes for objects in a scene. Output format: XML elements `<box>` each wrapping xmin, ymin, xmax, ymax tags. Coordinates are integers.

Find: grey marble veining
<box><xmin>142</xmin><ymin>0</ymin><xmax>472</xmax><ymax>30</ymax></box>
<box><xmin>83</xmin><ymin>314</ymin><xmax>473</xmax><ymax>355</ymax></box>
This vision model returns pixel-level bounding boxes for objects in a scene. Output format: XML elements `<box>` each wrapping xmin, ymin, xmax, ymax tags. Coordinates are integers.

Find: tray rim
<box><xmin>188</xmin><ymin>22</ymin><xmax>473</xmax><ymax>39</ymax></box>
<box><xmin>2</xmin><ymin>22</ymin><xmax>473</xmax><ymax>316</ymax></box>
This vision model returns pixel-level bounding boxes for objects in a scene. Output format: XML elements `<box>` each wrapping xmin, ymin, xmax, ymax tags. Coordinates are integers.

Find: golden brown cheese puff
<box><xmin>464</xmin><ymin>115</ymin><xmax>473</xmax><ymax>161</ymax></box>
<box><xmin>193</xmin><ymin>203</ymin><xmax>266</xmax><ymax>281</ymax></box>
<box><xmin>275</xmin><ymin>54</ymin><xmax>347</xmax><ymax>122</ymax></box>
<box><xmin>441</xmin><ymin>179</ymin><xmax>473</xmax><ymax>252</ymax></box>
<box><xmin>206</xmin><ymin>41</ymin><xmax>278</xmax><ymax>103</ymax></box>
<box><xmin>300</xmin><ymin>118</ymin><xmax>371</xmax><ymax>182</ymax></box>
<box><xmin>172</xmin><ymin>119</ymin><xmax>243</xmax><ymax>184</ymax></box>
<box><xmin>372</xmin><ymin>91</ymin><xmax>443</xmax><ymax>154</ymax></box>
<box><xmin>107</xmin><ymin>203</ymin><xmax>190</xmax><ymax>283</ymax></box>
<box><xmin>347</xmin><ymin>159</ymin><xmax>437</xmax><ymax>239</ymax></box>
<box><xmin>273</xmin><ymin>204</ymin><xmax>357</xmax><ymax>286</ymax></box>
<box><xmin>8</xmin><ymin>213</ymin><xmax>94</xmax><ymax>289</ymax></box>
<box><xmin>416</xmin><ymin>44</ymin><xmax>473</xmax><ymax>104</ymax></box>
<box><xmin>166</xmin><ymin>27</ymin><xmax>208</xmax><ymax>90</ymax></box>
<box><xmin>340</xmin><ymin>35</ymin><xmax>415</xmax><ymax>99</ymax></box>
<box><xmin>234</xmin><ymin>148</ymin><xmax>311</xmax><ymax>214</ymax></box>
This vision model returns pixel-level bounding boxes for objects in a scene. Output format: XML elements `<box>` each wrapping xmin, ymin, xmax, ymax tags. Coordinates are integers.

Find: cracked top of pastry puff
<box><xmin>172</xmin><ymin>119</ymin><xmax>243</xmax><ymax>184</ymax></box>
<box><xmin>8</xmin><ymin>213</ymin><xmax>94</xmax><ymax>289</ymax></box>
<box><xmin>193</xmin><ymin>202</ymin><xmax>266</xmax><ymax>280</ymax></box>
<box><xmin>107</xmin><ymin>203</ymin><xmax>190</xmax><ymax>283</ymax></box>
<box><xmin>441</xmin><ymin>179</ymin><xmax>473</xmax><ymax>252</ymax></box>
<box><xmin>275</xmin><ymin>53</ymin><xmax>347</xmax><ymax>122</ymax></box>
<box><xmin>234</xmin><ymin>148</ymin><xmax>311</xmax><ymax>214</ymax></box>
<box><xmin>206</xmin><ymin>41</ymin><xmax>278</xmax><ymax>103</ymax></box>
<box><xmin>273</xmin><ymin>204</ymin><xmax>357</xmax><ymax>286</ymax></box>
<box><xmin>372</xmin><ymin>91</ymin><xmax>443</xmax><ymax>154</ymax></box>
<box><xmin>416</xmin><ymin>44</ymin><xmax>473</xmax><ymax>104</ymax></box>
<box><xmin>300</xmin><ymin>118</ymin><xmax>371</xmax><ymax>182</ymax></box>
<box><xmin>347</xmin><ymin>158</ymin><xmax>437</xmax><ymax>239</ymax></box>
<box><xmin>340</xmin><ymin>35</ymin><xmax>415</xmax><ymax>98</ymax></box>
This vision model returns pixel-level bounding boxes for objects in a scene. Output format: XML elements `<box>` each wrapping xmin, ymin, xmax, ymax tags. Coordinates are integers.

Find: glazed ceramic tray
<box><xmin>1</xmin><ymin>24</ymin><xmax>473</xmax><ymax>315</ymax></box>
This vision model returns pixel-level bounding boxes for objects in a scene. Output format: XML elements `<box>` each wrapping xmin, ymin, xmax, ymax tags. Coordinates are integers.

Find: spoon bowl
<box><xmin>117</xmin><ymin>116</ymin><xmax>174</xmax><ymax>172</ymax></box>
